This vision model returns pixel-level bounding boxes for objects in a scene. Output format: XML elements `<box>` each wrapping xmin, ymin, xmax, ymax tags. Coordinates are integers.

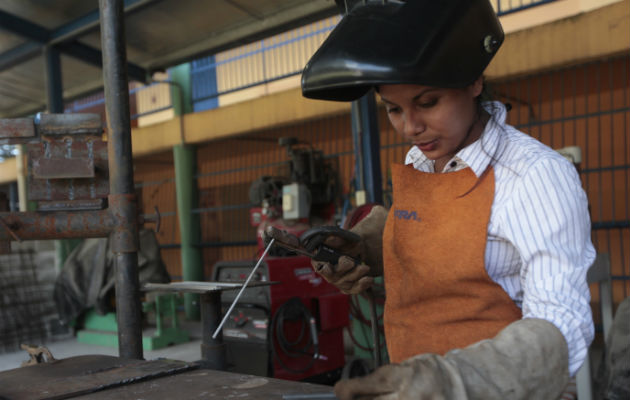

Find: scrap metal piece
<box><xmin>36</xmin><ymin>113</ymin><xmax>102</xmax><ymax>136</ymax></box>
<box><xmin>20</xmin><ymin>344</ymin><xmax>56</xmax><ymax>367</ymax></box>
<box><xmin>0</xmin><ymin>118</ymin><xmax>36</xmax><ymax>141</ymax></box>
<box><xmin>0</xmin><ymin>355</ymin><xmax>197</xmax><ymax>400</ymax></box>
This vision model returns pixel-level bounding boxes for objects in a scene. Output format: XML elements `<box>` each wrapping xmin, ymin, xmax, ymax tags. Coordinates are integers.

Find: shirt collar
<box><xmin>405</xmin><ymin>101</ymin><xmax>507</xmax><ymax>176</ymax></box>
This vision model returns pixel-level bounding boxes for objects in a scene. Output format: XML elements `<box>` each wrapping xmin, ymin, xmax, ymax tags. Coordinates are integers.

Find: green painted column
<box><xmin>171</xmin><ymin>63</ymin><xmax>202</xmax><ymax>320</ymax></box>
<box><xmin>169</xmin><ymin>63</ymin><xmax>193</xmax><ymax>115</ymax></box>
<box><xmin>174</xmin><ymin>144</ymin><xmax>203</xmax><ymax>320</ymax></box>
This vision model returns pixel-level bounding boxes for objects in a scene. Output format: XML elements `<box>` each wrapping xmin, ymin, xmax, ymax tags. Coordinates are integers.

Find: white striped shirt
<box><xmin>405</xmin><ymin>101</ymin><xmax>595</xmax><ymax>376</ymax></box>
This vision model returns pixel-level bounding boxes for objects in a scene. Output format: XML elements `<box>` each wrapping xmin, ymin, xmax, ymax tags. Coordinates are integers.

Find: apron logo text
<box><xmin>394</xmin><ymin>209</ymin><xmax>421</xmax><ymax>222</ymax></box>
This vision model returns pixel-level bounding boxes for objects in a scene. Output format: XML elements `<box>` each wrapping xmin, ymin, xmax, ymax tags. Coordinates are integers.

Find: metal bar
<box><xmin>193</xmin><ymin>71</ymin><xmax>302</xmax><ymax>103</ymax></box>
<box><xmin>0</xmin><ymin>18</ymin><xmax>147</xmax><ymax>83</ymax></box>
<box><xmin>200</xmin><ymin>291</ymin><xmax>227</xmax><ymax>370</ymax></box>
<box><xmin>50</xmin><ymin>0</ymin><xmax>161</xmax><ymax>44</ymax></box>
<box><xmin>0</xmin><ymin>210</ymin><xmax>113</xmax><ymax>241</ymax></box>
<box><xmin>0</xmin><ymin>42</ymin><xmax>41</xmax><ymax>72</ymax></box>
<box><xmin>44</xmin><ymin>47</ymin><xmax>64</xmax><ymax>114</ymax></box>
<box><xmin>0</xmin><ymin>9</ymin><xmax>50</xmax><ymax>42</ymax></box>
<box><xmin>0</xmin><ymin>119</ymin><xmax>35</xmax><ymax>139</ymax></box>
<box><xmin>591</xmin><ymin>221</ymin><xmax>630</xmax><ymax>230</ymax></box>
<box><xmin>130</xmin><ymin>105</ymin><xmax>173</xmax><ymax>120</ymax></box>
<box><xmin>496</xmin><ymin>0</ymin><xmax>558</xmax><ymax>17</ymax></box>
<box><xmin>99</xmin><ymin>0</ymin><xmax>143</xmax><ymax>360</ymax></box>
<box><xmin>56</xmin><ymin>40</ymin><xmax>147</xmax><ymax>83</ymax></box>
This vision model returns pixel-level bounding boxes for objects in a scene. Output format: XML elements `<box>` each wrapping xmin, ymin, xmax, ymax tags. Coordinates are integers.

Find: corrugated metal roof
<box><xmin>0</xmin><ymin>0</ymin><xmax>338</xmax><ymax>117</ymax></box>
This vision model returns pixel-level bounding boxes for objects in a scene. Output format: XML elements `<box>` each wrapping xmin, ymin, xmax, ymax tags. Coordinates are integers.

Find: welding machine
<box><xmin>212</xmin><ymin>256</ymin><xmax>348</xmax><ymax>382</ymax></box>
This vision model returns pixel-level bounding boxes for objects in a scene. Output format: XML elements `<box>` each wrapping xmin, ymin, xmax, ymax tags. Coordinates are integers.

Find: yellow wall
<box><xmin>0</xmin><ymin>157</ymin><xmax>16</xmax><ymax>185</ymax></box>
<box><xmin>487</xmin><ymin>0</ymin><xmax>630</xmax><ymax>79</ymax></box>
<box><xmin>498</xmin><ymin>0</ymin><xmax>623</xmax><ymax>33</ymax></box>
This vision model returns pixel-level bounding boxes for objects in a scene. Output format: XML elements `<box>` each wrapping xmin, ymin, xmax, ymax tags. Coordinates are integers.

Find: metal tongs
<box><xmin>264</xmin><ymin>225</ymin><xmax>361</xmax><ymax>265</ymax></box>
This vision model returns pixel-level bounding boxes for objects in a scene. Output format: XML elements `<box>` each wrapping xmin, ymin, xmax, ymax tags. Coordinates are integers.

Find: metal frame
<box><xmin>0</xmin><ymin>0</ymin><xmax>145</xmax><ymax>359</ymax></box>
<box><xmin>0</xmin><ymin>2</ymin><xmax>149</xmax><ymax>82</ymax></box>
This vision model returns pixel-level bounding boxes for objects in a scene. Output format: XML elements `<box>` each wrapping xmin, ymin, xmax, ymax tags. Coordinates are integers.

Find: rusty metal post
<box><xmin>99</xmin><ymin>0</ymin><xmax>143</xmax><ymax>360</ymax></box>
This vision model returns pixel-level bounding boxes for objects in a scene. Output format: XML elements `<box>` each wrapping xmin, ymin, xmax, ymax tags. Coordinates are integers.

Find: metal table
<box><xmin>0</xmin><ymin>355</ymin><xmax>336</xmax><ymax>400</ymax></box>
<box><xmin>142</xmin><ymin>280</ymin><xmax>278</xmax><ymax>370</ymax></box>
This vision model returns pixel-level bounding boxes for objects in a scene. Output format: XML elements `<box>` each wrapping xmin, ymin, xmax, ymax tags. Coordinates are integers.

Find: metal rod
<box><xmin>282</xmin><ymin>394</ymin><xmax>338</xmax><ymax>400</ymax></box>
<box><xmin>99</xmin><ymin>0</ymin><xmax>143</xmax><ymax>360</ymax></box>
<box><xmin>212</xmin><ymin>238</ymin><xmax>275</xmax><ymax>339</ymax></box>
<box><xmin>366</xmin><ymin>288</ymin><xmax>382</xmax><ymax>368</ymax></box>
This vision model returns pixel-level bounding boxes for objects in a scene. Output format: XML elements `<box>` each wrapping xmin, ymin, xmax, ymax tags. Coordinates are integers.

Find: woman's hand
<box><xmin>312</xmin><ymin>256</ymin><xmax>374</xmax><ymax>294</ymax></box>
<box><xmin>311</xmin><ymin>205</ymin><xmax>388</xmax><ymax>294</ymax></box>
<box><xmin>333</xmin><ymin>318</ymin><xmax>569</xmax><ymax>400</ymax></box>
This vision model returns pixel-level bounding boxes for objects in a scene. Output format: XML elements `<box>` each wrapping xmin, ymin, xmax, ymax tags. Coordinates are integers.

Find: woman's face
<box><xmin>379</xmin><ymin>78</ymin><xmax>484</xmax><ymax>170</ymax></box>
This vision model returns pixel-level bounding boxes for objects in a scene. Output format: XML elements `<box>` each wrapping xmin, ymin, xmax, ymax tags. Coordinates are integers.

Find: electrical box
<box><xmin>282</xmin><ymin>183</ymin><xmax>310</xmax><ymax>220</ymax></box>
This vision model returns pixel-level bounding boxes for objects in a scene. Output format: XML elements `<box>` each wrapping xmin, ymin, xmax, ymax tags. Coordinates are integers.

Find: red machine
<box><xmin>213</xmin><ymin>256</ymin><xmax>348</xmax><ymax>381</ymax></box>
<box><xmin>213</xmin><ymin>137</ymin><xmax>347</xmax><ymax>382</ymax></box>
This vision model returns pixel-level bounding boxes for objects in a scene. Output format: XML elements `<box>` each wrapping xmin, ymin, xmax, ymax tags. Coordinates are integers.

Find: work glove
<box><xmin>312</xmin><ymin>205</ymin><xmax>387</xmax><ymax>295</ymax></box>
<box><xmin>334</xmin><ymin>318</ymin><xmax>570</xmax><ymax>400</ymax></box>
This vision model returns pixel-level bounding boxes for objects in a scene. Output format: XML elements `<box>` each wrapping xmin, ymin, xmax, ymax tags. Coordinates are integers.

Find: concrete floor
<box><xmin>0</xmin><ymin>322</ymin><xmax>205</xmax><ymax>372</ymax></box>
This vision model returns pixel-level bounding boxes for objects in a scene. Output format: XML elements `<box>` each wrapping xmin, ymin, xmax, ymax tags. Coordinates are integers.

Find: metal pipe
<box><xmin>173</xmin><ymin>144</ymin><xmax>203</xmax><ymax>320</ymax></box>
<box><xmin>0</xmin><ymin>210</ymin><xmax>113</xmax><ymax>241</ymax></box>
<box><xmin>99</xmin><ymin>0</ymin><xmax>143</xmax><ymax>360</ymax></box>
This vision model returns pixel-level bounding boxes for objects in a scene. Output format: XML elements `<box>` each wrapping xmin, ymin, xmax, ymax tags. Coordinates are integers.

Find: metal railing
<box><xmin>492</xmin><ymin>0</ymin><xmax>558</xmax><ymax>15</ymax></box>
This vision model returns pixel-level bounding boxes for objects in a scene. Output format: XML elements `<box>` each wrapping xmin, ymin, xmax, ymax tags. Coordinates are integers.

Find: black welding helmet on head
<box><xmin>301</xmin><ymin>0</ymin><xmax>504</xmax><ymax>101</ymax></box>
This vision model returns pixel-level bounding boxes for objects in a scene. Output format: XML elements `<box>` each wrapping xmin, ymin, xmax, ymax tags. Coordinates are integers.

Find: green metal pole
<box><xmin>169</xmin><ymin>63</ymin><xmax>193</xmax><ymax>115</ymax></box>
<box><xmin>171</xmin><ymin>64</ymin><xmax>201</xmax><ymax>319</ymax></box>
<box><xmin>174</xmin><ymin>144</ymin><xmax>203</xmax><ymax>320</ymax></box>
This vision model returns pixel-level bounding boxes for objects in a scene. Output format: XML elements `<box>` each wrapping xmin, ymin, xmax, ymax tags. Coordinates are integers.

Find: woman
<box><xmin>300</xmin><ymin>0</ymin><xmax>595</xmax><ymax>399</ymax></box>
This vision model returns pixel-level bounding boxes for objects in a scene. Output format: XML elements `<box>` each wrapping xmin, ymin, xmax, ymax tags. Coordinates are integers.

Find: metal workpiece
<box><xmin>0</xmin><ymin>118</ymin><xmax>36</xmax><ymax>140</ymax></box>
<box><xmin>0</xmin><ymin>113</ymin><xmax>103</xmax><ymax>144</ymax></box>
<box><xmin>36</xmin><ymin>113</ymin><xmax>102</xmax><ymax>135</ymax></box>
<box><xmin>0</xmin><ymin>354</ymin><xmax>334</xmax><ymax>399</ymax></box>
<box><xmin>99</xmin><ymin>0</ymin><xmax>143</xmax><ymax>360</ymax></box>
<box><xmin>0</xmin><ymin>355</ymin><xmax>197</xmax><ymax>400</ymax></box>
<box><xmin>0</xmin><ymin>113</ymin><xmax>110</xmax><ymax>208</ymax></box>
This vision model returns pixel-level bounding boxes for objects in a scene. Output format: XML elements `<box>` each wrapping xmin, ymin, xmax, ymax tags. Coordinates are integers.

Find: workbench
<box><xmin>0</xmin><ymin>355</ymin><xmax>336</xmax><ymax>400</ymax></box>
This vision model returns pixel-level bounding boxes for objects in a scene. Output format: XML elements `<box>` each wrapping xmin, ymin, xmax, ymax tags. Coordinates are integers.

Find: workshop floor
<box><xmin>0</xmin><ymin>321</ymin><xmax>204</xmax><ymax>372</ymax></box>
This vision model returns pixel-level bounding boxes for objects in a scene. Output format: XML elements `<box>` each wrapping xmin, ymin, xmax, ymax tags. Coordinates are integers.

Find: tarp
<box><xmin>53</xmin><ymin>229</ymin><xmax>170</xmax><ymax>324</ymax></box>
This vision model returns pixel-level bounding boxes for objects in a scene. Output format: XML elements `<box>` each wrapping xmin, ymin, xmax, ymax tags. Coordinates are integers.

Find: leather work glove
<box><xmin>312</xmin><ymin>205</ymin><xmax>388</xmax><ymax>295</ymax></box>
<box><xmin>334</xmin><ymin>318</ymin><xmax>570</xmax><ymax>400</ymax></box>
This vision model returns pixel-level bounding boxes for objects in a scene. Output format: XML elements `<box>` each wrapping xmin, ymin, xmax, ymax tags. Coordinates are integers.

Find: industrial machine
<box><xmin>214</xmin><ymin>137</ymin><xmax>348</xmax><ymax>382</ymax></box>
<box><xmin>213</xmin><ymin>257</ymin><xmax>348</xmax><ymax>382</ymax></box>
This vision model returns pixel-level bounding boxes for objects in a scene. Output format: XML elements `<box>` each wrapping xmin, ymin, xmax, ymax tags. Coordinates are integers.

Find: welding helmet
<box><xmin>301</xmin><ymin>0</ymin><xmax>503</xmax><ymax>101</ymax></box>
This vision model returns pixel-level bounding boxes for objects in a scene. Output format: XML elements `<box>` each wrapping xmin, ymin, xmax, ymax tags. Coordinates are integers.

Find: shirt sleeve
<box><xmin>499</xmin><ymin>156</ymin><xmax>596</xmax><ymax>376</ymax></box>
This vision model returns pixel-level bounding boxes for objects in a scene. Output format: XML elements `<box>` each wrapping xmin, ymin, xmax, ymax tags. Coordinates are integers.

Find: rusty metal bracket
<box><xmin>20</xmin><ymin>344</ymin><xmax>57</xmax><ymax>367</ymax></box>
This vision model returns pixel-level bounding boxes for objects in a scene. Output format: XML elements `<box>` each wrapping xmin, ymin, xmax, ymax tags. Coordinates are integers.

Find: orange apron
<box><xmin>383</xmin><ymin>164</ymin><xmax>522</xmax><ymax>363</ymax></box>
